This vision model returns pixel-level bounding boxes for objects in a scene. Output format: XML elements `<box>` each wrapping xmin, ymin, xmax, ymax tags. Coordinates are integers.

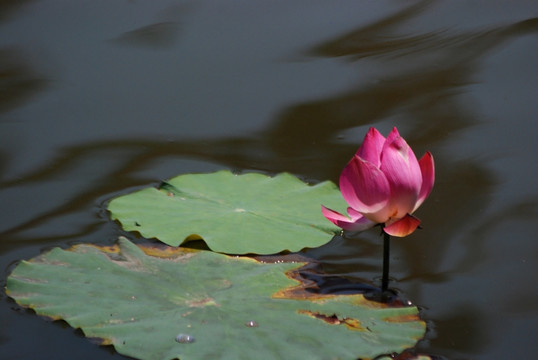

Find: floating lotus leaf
<box><xmin>108</xmin><ymin>170</ymin><xmax>347</xmax><ymax>254</ymax></box>
<box><xmin>6</xmin><ymin>237</ymin><xmax>425</xmax><ymax>360</ymax></box>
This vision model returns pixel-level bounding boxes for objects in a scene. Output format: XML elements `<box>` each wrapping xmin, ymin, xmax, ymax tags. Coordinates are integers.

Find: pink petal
<box><xmin>356</xmin><ymin>127</ymin><xmax>386</xmax><ymax>167</ymax></box>
<box><xmin>346</xmin><ymin>207</ymin><xmax>363</xmax><ymax>221</ymax></box>
<box><xmin>384</xmin><ymin>127</ymin><xmax>401</xmax><ymax>148</ymax></box>
<box><xmin>321</xmin><ymin>205</ymin><xmax>351</xmax><ymax>223</ymax></box>
<box><xmin>379</xmin><ymin>131</ymin><xmax>422</xmax><ymax>219</ymax></box>
<box><xmin>383</xmin><ymin>214</ymin><xmax>421</xmax><ymax>237</ymax></box>
<box><xmin>413</xmin><ymin>151</ymin><xmax>435</xmax><ymax>212</ymax></box>
<box><xmin>339</xmin><ymin>155</ymin><xmax>390</xmax><ymax>220</ymax></box>
<box><xmin>321</xmin><ymin>205</ymin><xmax>375</xmax><ymax>232</ymax></box>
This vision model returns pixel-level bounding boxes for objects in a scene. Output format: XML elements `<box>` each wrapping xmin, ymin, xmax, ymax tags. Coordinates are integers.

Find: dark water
<box><xmin>1</xmin><ymin>1</ymin><xmax>537</xmax><ymax>359</ymax></box>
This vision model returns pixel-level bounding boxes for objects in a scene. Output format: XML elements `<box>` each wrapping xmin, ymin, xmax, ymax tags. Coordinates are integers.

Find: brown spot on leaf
<box><xmin>88</xmin><ymin>336</ymin><xmax>111</xmax><ymax>346</ymax></box>
<box><xmin>186</xmin><ymin>297</ymin><xmax>218</xmax><ymax>308</ymax></box>
<box><xmin>297</xmin><ymin>309</ymin><xmax>365</xmax><ymax>331</ymax></box>
<box><xmin>384</xmin><ymin>314</ymin><xmax>422</xmax><ymax>323</ymax></box>
<box><xmin>69</xmin><ymin>240</ymin><xmax>198</xmax><ymax>261</ymax></box>
<box><xmin>138</xmin><ymin>245</ymin><xmax>197</xmax><ymax>260</ymax></box>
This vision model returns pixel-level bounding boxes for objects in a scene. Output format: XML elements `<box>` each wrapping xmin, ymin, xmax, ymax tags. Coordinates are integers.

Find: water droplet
<box><xmin>245</xmin><ymin>320</ymin><xmax>259</xmax><ymax>327</ymax></box>
<box><xmin>175</xmin><ymin>333</ymin><xmax>195</xmax><ymax>343</ymax></box>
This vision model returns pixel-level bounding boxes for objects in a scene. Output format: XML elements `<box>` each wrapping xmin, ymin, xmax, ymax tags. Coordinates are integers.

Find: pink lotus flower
<box><xmin>322</xmin><ymin>127</ymin><xmax>434</xmax><ymax>237</ymax></box>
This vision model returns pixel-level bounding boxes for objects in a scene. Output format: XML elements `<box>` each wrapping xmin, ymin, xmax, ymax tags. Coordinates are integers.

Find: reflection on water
<box><xmin>0</xmin><ymin>48</ymin><xmax>48</xmax><ymax>114</ymax></box>
<box><xmin>111</xmin><ymin>22</ymin><xmax>181</xmax><ymax>49</ymax></box>
<box><xmin>1</xmin><ymin>1</ymin><xmax>538</xmax><ymax>359</ymax></box>
<box><xmin>309</xmin><ymin>0</ymin><xmax>435</xmax><ymax>59</ymax></box>
<box><xmin>110</xmin><ymin>4</ymin><xmax>190</xmax><ymax>50</ymax></box>
<box><xmin>0</xmin><ymin>0</ymin><xmax>34</xmax><ymax>21</ymax></box>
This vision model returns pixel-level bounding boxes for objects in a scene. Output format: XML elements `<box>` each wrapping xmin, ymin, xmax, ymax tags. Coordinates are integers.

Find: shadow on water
<box><xmin>1</xmin><ymin>2</ymin><xmax>538</xmax><ymax>358</ymax></box>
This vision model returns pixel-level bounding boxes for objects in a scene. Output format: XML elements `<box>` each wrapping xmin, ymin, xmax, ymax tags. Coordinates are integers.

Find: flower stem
<box><xmin>382</xmin><ymin>231</ymin><xmax>390</xmax><ymax>292</ymax></box>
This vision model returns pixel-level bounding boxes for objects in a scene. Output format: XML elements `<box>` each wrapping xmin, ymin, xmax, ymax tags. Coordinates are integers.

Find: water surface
<box><xmin>1</xmin><ymin>1</ymin><xmax>537</xmax><ymax>359</ymax></box>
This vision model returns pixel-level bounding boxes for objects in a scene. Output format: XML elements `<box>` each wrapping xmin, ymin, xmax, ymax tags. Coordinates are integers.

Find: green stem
<box><xmin>382</xmin><ymin>231</ymin><xmax>390</xmax><ymax>292</ymax></box>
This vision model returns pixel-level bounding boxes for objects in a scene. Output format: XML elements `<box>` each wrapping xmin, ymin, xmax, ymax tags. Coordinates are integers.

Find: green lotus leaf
<box><xmin>108</xmin><ymin>170</ymin><xmax>347</xmax><ymax>254</ymax></box>
<box><xmin>6</xmin><ymin>237</ymin><xmax>425</xmax><ymax>360</ymax></box>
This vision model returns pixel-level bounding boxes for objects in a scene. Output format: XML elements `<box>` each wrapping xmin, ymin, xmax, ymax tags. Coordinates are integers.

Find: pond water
<box><xmin>1</xmin><ymin>1</ymin><xmax>537</xmax><ymax>359</ymax></box>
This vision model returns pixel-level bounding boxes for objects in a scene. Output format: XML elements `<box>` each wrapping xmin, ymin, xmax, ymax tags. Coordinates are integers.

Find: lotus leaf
<box><xmin>6</xmin><ymin>237</ymin><xmax>425</xmax><ymax>360</ymax></box>
<box><xmin>108</xmin><ymin>170</ymin><xmax>346</xmax><ymax>254</ymax></box>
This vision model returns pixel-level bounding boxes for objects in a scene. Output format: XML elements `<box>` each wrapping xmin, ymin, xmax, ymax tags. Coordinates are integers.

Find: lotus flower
<box><xmin>322</xmin><ymin>127</ymin><xmax>434</xmax><ymax>237</ymax></box>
